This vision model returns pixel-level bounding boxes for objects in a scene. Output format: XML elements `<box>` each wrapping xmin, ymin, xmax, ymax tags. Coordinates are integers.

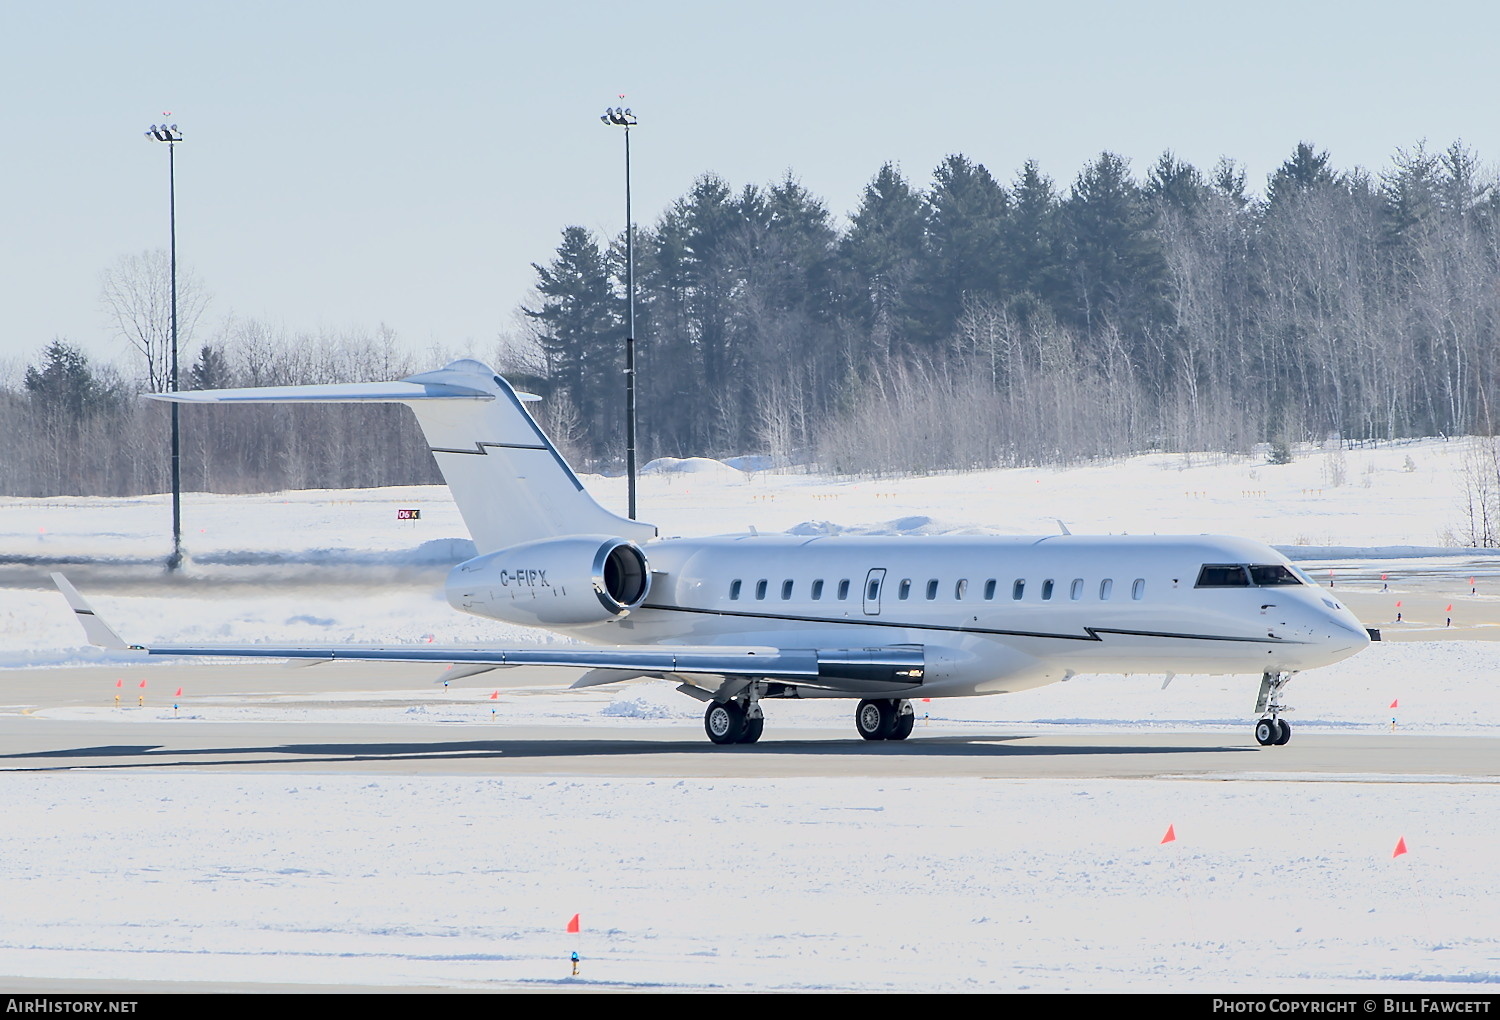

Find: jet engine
<box><xmin>445</xmin><ymin>535</ymin><xmax>651</xmax><ymax>627</ymax></box>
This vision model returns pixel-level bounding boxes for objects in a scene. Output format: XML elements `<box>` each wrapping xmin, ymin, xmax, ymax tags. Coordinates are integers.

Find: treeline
<box><xmin>0</xmin><ymin>323</ymin><xmax>446</xmax><ymax>496</ymax></box>
<box><xmin>527</xmin><ymin>141</ymin><xmax>1500</xmax><ymax>473</ymax></box>
<box><xmin>5</xmin><ymin>139</ymin><xmax>1500</xmax><ymax>496</ymax></box>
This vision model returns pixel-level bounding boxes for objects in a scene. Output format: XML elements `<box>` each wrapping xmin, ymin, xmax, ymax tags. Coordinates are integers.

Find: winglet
<box><xmin>50</xmin><ymin>573</ymin><xmax>131</xmax><ymax>650</ymax></box>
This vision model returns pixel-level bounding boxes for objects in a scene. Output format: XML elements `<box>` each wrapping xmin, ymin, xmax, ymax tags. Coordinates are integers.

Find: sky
<box><xmin>4</xmin><ymin>0</ymin><xmax>1499</xmax><ymax>377</ymax></box>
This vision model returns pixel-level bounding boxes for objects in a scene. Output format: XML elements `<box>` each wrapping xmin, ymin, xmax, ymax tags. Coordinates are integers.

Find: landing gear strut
<box><xmin>1253</xmin><ymin>670</ymin><xmax>1295</xmax><ymax>746</ymax></box>
<box><xmin>855</xmin><ymin>698</ymin><xmax>915</xmax><ymax>741</ymax></box>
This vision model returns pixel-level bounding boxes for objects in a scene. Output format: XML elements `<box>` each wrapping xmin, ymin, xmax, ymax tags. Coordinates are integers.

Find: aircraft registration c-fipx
<box><xmin>55</xmin><ymin>360</ymin><xmax>1372</xmax><ymax>746</ymax></box>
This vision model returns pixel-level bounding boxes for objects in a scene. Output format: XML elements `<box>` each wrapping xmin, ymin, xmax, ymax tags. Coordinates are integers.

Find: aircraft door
<box><xmin>863</xmin><ymin>568</ymin><xmax>886</xmax><ymax>616</ymax></box>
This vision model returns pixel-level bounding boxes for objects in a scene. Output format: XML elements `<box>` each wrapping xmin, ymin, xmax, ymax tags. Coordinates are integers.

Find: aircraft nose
<box><xmin>1331</xmin><ymin>618</ymin><xmax>1371</xmax><ymax>654</ymax></box>
<box><xmin>1309</xmin><ymin>609</ymin><xmax>1371</xmax><ymax>661</ymax></box>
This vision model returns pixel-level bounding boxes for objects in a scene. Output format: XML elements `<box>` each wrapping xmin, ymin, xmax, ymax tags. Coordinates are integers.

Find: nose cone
<box><xmin>1307</xmin><ymin>602</ymin><xmax>1371</xmax><ymax>666</ymax></box>
<box><xmin>1328</xmin><ymin>618</ymin><xmax>1372</xmax><ymax>659</ymax></box>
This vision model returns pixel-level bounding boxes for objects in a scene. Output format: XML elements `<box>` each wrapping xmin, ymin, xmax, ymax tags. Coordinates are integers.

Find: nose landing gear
<box><xmin>1253</xmin><ymin>670</ymin><xmax>1295</xmax><ymax>746</ymax></box>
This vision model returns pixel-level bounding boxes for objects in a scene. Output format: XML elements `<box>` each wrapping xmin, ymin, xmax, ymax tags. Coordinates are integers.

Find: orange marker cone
<box><xmin>489</xmin><ymin>690</ymin><xmax>499</xmax><ymax>700</ymax></box>
<box><xmin>115</xmin><ymin>679</ymin><xmax>123</xmax><ymax>688</ymax></box>
<box><xmin>1161</xmin><ymin>824</ymin><xmax>1176</xmax><ymax>844</ymax></box>
<box><xmin>566</xmin><ymin>913</ymin><xmax>580</xmax><ymax>934</ymax></box>
<box><xmin>1393</xmin><ymin>837</ymin><xmax>1408</xmax><ymax>858</ymax></box>
<box><xmin>1390</xmin><ymin>699</ymin><xmax>1399</xmax><ymax>709</ymax></box>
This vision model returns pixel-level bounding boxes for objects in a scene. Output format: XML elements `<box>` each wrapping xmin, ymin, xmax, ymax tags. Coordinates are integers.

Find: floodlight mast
<box><xmin>145</xmin><ymin>123</ymin><xmax>184</xmax><ymax>572</ymax></box>
<box><xmin>600</xmin><ymin>106</ymin><xmax>639</xmax><ymax>520</ymax></box>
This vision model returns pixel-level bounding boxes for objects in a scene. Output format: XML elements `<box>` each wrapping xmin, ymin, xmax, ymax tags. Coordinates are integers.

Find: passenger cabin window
<box><xmin>867</xmin><ymin>578</ymin><xmax>881</xmax><ymax>601</ymax></box>
<box><xmin>837</xmin><ymin>579</ymin><xmax>850</xmax><ymax>600</ymax></box>
<box><xmin>781</xmin><ymin>580</ymin><xmax>794</xmax><ymax>600</ymax></box>
<box><xmin>1132</xmin><ymin>578</ymin><xmax>1146</xmax><ymax>600</ymax></box>
<box><xmin>1012</xmin><ymin>579</ymin><xmax>1025</xmax><ymax>600</ymax></box>
<box><xmin>755</xmin><ymin>579</ymin><xmax>768</xmax><ymax>600</ymax></box>
<box><xmin>984</xmin><ymin>579</ymin><xmax>997</xmax><ymax>600</ymax></box>
<box><xmin>730</xmin><ymin>579</ymin><xmax>742</xmax><ymax>600</ymax></box>
<box><xmin>811</xmin><ymin>580</ymin><xmax>824</xmax><ymax>600</ymax></box>
<box><xmin>926</xmin><ymin>579</ymin><xmax>938</xmax><ymax>600</ymax></box>
<box><xmin>898</xmin><ymin>579</ymin><xmax>912</xmax><ymax>600</ymax></box>
<box><xmin>1099</xmin><ymin>578</ymin><xmax>1113</xmax><ymax>600</ymax></box>
<box><xmin>955</xmin><ymin>579</ymin><xmax>968</xmax><ymax>599</ymax></box>
<box><xmin>1070</xmin><ymin>578</ymin><xmax>1083</xmax><ymax>600</ymax></box>
<box><xmin>1041</xmin><ymin>579</ymin><xmax>1055</xmax><ymax>601</ymax></box>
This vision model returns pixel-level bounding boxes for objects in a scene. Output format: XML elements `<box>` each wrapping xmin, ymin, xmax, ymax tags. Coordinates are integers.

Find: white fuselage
<box><xmin>466</xmin><ymin>532</ymin><xmax>1370</xmax><ymax>698</ymax></box>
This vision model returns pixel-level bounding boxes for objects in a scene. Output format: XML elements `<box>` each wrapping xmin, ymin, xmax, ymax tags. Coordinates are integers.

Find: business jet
<box><xmin>54</xmin><ymin>359</ymin><xmax>1372</xmax><ymax>746</ymax></box>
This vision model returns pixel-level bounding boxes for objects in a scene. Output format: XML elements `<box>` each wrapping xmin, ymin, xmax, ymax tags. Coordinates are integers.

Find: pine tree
<box><xmin>1266</xmin><ymin>142</ymin><xmax>1337</xmax><ymax>208</ymax></box>
<box><xmin>1060</xmin><ymin>152</ymin><xmax>1169</xmax><ymax>361</ymax></box>
<box><xmin>913</xmin><ymin>154</ymin><xmax>1010</xmax><ymax>351</ymax></box>
<box><xmin>24</xmin><ymin>340</ymin><xmax>107</xmax><ymax>420</ymax></box>
<box><xmin>841</xmin><ymin>162</ymin><xmax>929</xmax><ymax>356</ymax></box>
<box><xmin>1005</xmin><ymin>159</ymin><xmax>1063</xmax><ymax>318</ymax></box>
<box><xmin>524</xmin><ymin>227</ymin><xmax>620</xmax><ymax>457</ymax></box>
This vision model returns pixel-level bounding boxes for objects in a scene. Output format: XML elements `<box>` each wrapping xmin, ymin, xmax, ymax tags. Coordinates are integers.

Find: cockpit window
<box><xmin>1249</xmin><ymin>564</ymin><xmax>1302</xmax><ymax>586</ymax></box>
<box><xmin>1197</xmin><ymin>563</ymin><xmax>1306</xmax><ymax>588</ymax></box>
<box><xmin>1196</xmin><ymin>564</ymin><xmax>1250</xmax><ymax>587</ymax></box>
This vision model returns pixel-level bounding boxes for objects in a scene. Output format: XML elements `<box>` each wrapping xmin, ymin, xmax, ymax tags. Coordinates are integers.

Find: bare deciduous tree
<box><xmin>100</xmin><ymin>250</ymin><xmax>209</xmax><ymax>392</ymax></box>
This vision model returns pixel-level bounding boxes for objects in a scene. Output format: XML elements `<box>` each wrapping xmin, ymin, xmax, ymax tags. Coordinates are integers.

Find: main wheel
<box><xmin>856</xmin><ymin>699</ymin><xmax>897</xmax><ymax>740</ymax></box>
<box><xmin>705</xmin><ymin>701</ymin><xmax>747</xmax><ymax>745</ymax></box>
<box><xmin>1273</xmin><ymin>718</ymin><xmax>1292</xmax><ymax>745</ymax></box>
<box><xmin>739</xmin><ymin>715</ymin><xmax>765</xmax><ymax>744</ymax></box>
<box><xmin>889</xmin><ymin>709</ymin><xmax>915</xmax><ymax>741</ymax></box>
<box><xmin>1254</xmin><ymin>718</ymin><xmax>1277</xmax><ymax>746</ymax></box>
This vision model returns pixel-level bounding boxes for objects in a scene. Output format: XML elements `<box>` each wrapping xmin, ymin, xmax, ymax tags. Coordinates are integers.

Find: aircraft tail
<box><xmin>151</xmin><ymin>359</ymin><xmax>657</xmax><ymax>553</ymax></box>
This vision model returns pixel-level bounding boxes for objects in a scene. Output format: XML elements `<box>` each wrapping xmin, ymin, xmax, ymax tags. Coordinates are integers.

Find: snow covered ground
<box><xmin>1</xmin><ymin>437</ymin><xmax>1498</xmax><ymax>992</ymax></box>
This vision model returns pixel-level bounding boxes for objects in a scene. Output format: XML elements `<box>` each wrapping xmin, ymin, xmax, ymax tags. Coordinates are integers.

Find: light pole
<box><xmin>145</xmin><ymin>122</ymin><xmax>183</xmax><ymax>572</ymax></box>
<box><xmin>600</xmin><ymin>105</ymin><xmax>639</xmax><ymax>520</ymax></box>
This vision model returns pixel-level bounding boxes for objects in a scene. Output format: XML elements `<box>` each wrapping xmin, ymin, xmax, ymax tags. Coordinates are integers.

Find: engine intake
<box><xmin>446</xmin><ymin>535</ymin><xmax>651</xmax><ymax>627</ymax></box>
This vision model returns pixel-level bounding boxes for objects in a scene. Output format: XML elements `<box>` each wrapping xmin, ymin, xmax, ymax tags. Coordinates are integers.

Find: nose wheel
<box><xmin>1253</xmin><ymin>670</ymin><xmax>1296</xmax><ymax>746</ymax></box>
<box><xmin>1254</xmin><ymin>717</ymin><xmax>1292</xmax><ymax>745</ymax></box>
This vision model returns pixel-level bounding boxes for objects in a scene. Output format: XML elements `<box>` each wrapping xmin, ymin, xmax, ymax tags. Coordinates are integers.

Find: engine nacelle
<box><xmin>445</xmin><ymin>535</ymin><xmax>651</xmax><ymax>627</ymax></box>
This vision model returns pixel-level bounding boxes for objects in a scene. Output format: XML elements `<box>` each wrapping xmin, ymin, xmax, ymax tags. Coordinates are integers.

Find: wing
<box><xmin>51</xmin><ymin>574</ymin><xmax>925</xmax><ymax>696</ymax></box>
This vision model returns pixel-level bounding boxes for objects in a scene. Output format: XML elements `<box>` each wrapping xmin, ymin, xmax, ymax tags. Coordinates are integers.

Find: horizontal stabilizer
<box><xmin>143</xmin><ymin>359</ymin><xmax>652</xmax><ymax>552</ymax></box>
<box><xmin>148</xmin><ymin>380</ymin><xmax>536</xmax><ymax>404</ymax></box>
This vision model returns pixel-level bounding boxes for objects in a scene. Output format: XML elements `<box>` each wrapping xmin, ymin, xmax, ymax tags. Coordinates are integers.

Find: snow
<box><xmin>1</xmin><ymin>436</ymin><xmax>1498</xmax><ymax>991</ymax></box>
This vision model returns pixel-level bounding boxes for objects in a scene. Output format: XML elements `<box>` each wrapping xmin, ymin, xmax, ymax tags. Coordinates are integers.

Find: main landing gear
<box><xmin>855</xmin><ymin>698</ymin><xmax>915</xmax><ymax>741</ymax></box>
<box><xmin>700</xmin><ymin>691</ymin><xmax>918</xmax><ymax>745</ymax></box>
<box><xmin>1253</xmin><ymin>670</ymin><xmax>1295</xmax><ymax>746</ymax></box>
<box><xmin>704</xmin><ymin>698</ymin><xmax>765</xmax><ymax>745</ymax></box>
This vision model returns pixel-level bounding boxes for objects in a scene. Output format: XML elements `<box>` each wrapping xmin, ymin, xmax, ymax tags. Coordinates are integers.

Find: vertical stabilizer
<box><xmin>150</xmin><ymin>359</ymin><xmax>657</xmax><ymax>553</ymax></box>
